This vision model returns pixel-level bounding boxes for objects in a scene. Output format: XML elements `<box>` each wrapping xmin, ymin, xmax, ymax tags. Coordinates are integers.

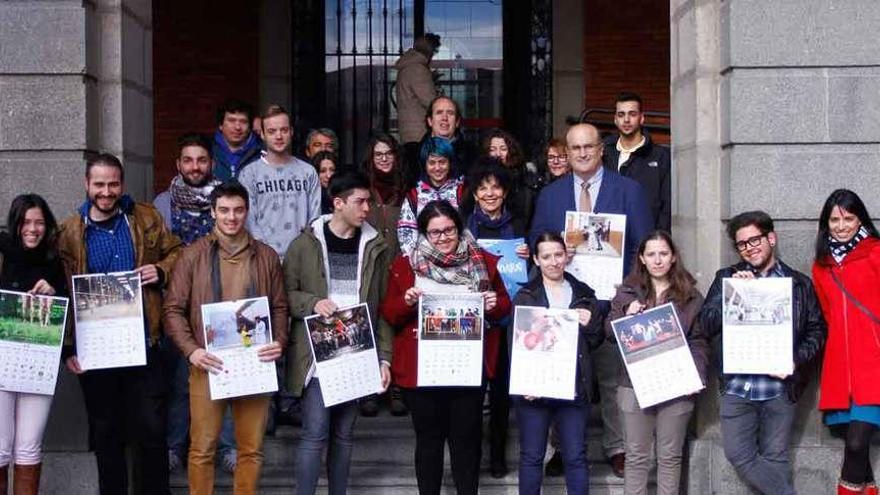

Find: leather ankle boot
<box><xmin>13</xmin><ymin>463</ymin><xmax>41</xmax><ymax>495</ymax></box>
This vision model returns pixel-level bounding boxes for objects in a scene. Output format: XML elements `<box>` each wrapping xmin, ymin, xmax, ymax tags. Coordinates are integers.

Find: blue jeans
<box><xmin>164</xmin><ymin>343</ymin><xmax>236</xmax><ymax>456</ymax></box>
<box><xmin>514</xmin><ymin>396</ymin><xmax>589</xmax><ymax>495</ymax></box>
<box><xmin>720</xmin><ymin>393</ymin><xmax>797</xmax><ymax>495</ymax></box>
<box><xmin>295</xmin><ymin>378</ymin><xmax>358</xmax><ymax>495</ymax></box>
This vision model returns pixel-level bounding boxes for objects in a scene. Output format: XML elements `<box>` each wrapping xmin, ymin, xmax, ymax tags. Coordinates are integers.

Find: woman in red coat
<box><xmin>380</xmin><ymin>200</ymin><xmax>511</xmax><ymax>495</ymax></box>
<box><xmin>812</xmin><ymin>189</ymin><xmax>880</xmax><ymax>495</ymax></box>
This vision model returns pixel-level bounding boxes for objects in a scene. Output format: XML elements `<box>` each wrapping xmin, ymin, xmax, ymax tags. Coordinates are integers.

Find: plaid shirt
<box><xmin>724</xmin><ymin>262</ymin><xmax>787</xmax><ymax>401</ymax></box>
<box><xmin>83</xmin><ymin>208</ymin><xmax>136</xmax><ymax>274</ymax></box>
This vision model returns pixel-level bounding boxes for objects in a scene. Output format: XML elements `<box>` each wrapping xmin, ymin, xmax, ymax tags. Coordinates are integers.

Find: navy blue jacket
<box><xmin>529</xmin><ymin>170</ymin><xmax>654</xmax><ymax>276</ymax></box>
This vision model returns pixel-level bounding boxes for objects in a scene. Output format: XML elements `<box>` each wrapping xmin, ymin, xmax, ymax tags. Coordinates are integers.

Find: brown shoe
<box><xmin>13</xmin><ymin>463</ymin><xmax>41</xmax><ymax>495</ymax></box>
<box><xmin>610</xmin><ymin>453</ymin><xmax>625</xmax><ymax>478</ymax></box>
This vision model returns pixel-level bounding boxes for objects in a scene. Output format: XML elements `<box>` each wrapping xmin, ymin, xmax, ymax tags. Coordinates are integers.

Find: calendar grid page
<box><xmin>508</xmin><ymin>306</ymin><xmax>579</xmax><ymax>400</ymax></box>
<box><xmin>722</xmin><ymin>277</ymin><xmax>793</xmax><ymax>375</ymax></box>
<box><xmin>201</xmin><ymin>296</ymin><xmax>278</xmax><ymax>400</ymax></box>
<box><xmin>417</xmin><ymin>291</ymin><xmax>484</xmax><ymax>387</ymax></box>
<box><xmin>0</xmin><ymin>289</ymin><xmax>69</xmax><ymax>395</ymax></box>
<box><xmin>611</xmin><ymin>303</ymin><xmax>704</xmax><ymax>408</ymax></box>
<box><xmin>305</xmin><ymin>302</ymin><xmax>382</xmax><ymax>407</ymax></box>
<box><xmin>72</xmin><ymin>271</ymin><xmax>146</xmax><ymax>371</ymax></box>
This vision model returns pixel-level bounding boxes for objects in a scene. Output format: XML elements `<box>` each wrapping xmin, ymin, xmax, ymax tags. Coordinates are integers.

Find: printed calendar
<box><xmin>563</xmin><ymin>212</ymin><xmax>627</xmax><ymax>301</ymax></box>
<box><xmin>305</xmin><ymin>303</ymin><xmax>382</xmax><ymax>407</ymax></box>
<box><xmin>0</xmin><ymin>290</ymin><xmax>69</xmax><ymax>395</ymax></box>
<box><xmin>722</xmin><ymin>277</ymin><xmax>793</xmax><ymax>375</ymax></box>
<box><xmin>416</xmin><ymin>288</ymin><xmax>484</xmax><ymax>387</ymax></box>
<box><xmin>72</xmin><ymin>271</ymin><xmax>147</xmax><ymax>370</ymax></box>
<box><xmin>611</xmin><ymin>303</ymin><xmax>704</xmax><ymax>408</ymax></box>
<box><xmin>201</xmin><ymin>296</ymin><xmax>278</xmax><ymax>400</ymax></box>
<box><xmin>509</xmin><ymin>306</ymin><xmax>579</xmax><ymax>400</ymax></box>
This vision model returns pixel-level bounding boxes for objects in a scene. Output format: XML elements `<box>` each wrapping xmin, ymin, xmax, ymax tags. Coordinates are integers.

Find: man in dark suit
<box><xmin>529</xmin><ymin>123</ymin><xmax>654</xmax><ymax>477</ymax></box>
<box><xmin>530</xmin><ymin>123</ymin><xmax>653</xmax><ymax>273</ymax></box>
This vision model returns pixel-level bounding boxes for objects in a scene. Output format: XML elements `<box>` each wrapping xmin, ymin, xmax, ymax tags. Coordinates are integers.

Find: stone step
<box><xmin>170</xmin><ymin>462</ymin><xmax>630</xmax><ymax>494</ymax></box>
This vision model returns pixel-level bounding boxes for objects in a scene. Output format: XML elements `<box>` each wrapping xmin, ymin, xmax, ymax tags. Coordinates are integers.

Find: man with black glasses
<box><xmin>699</xmin><ymin>210</ymin><xmax>826</xmax><ymax>495</ymax></box>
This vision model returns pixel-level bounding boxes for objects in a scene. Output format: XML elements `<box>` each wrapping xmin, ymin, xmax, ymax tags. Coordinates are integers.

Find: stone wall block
<box><xmin>725</xmin><ymin>0</ymin><xmax>880</xmax><ymax>68</ymax></box>
<box><xmin>726</xmin><ymin>69</ymin><xmax>827</xmax><ymax>144</ymax></box>
<box><xmin>0</xmin><ymin>5</ymin><xmax>86</xmax><ymax>73</ymax></box>
<box><xmin>0</xmin><ymin>76</ymin><xmax>88</xmax><ymax>150</ymax></box>
<box><xmin>121</xmin><ymin>11</ymin><xmax>146</xmax><ymax>86</ymax></box>
<box><xmin>728</xmin><ymin>144</ymin><xmax>880</xmax><ymax>220</ymax></box>
<box><xmin>122</xmin><ymin>85</ymin><xmax>151</xmax><ymax>157</ymax></box>
<box><xmin>827</xmin><ymin>68</ymin><xmax>880</xmax><ymax>143</ymax></box>
<box><xmin>97</xmin><ymin>9</ymin><xmax>122</xmax><ymax>80</ymax></box>
<box><xmin>0</xmin><ymin>153</ymin><xmax>87</xmax><ymax>214</ymax></box>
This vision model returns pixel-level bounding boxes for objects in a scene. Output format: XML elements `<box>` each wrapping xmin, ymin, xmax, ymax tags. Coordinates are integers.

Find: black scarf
<box><xmin>828</xmin><ymin>226</ymin><xmax>868</xmax><ymax>263</ymax></box>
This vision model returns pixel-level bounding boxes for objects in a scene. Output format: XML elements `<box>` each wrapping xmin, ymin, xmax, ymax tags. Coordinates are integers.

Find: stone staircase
<box><xmin>169</xmin><ymin>403</ymin><xmax>640</xmax><ymax>494</ymax></box>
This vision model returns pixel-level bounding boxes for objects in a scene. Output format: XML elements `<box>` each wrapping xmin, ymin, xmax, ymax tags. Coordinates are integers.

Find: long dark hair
<box><xmin>6</xmin><ymin>194</ymin><xmax>59</xmax><ymax>253</ymax></box>
<box><xmin>626</xmin><ymin>230</ymin><xmax>696</xmax><ymax>306</ymax></box>
<box><xmin>359</xmin><ymin>132</ymin><xmax>405</xmax><ymax>193</ymax></box>
<box><xmin>481</xmin><ymin>128</ymin><xmax>525</xmax><ymax>171</ymax></box>
<box><xmin>814</xmin><ymin>189</ymin><xmax>879</xmax><ymax>265</ymax></box>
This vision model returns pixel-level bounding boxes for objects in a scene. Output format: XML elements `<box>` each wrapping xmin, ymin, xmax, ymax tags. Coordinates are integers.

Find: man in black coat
<box><xmin>602</xmin><ymin>92</ymin><xmax>671</xmax><ymax>232</ymax></box>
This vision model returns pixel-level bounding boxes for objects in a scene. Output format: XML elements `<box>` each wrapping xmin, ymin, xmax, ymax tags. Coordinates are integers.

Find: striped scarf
<box><xmin>411</xmin><ymin>231</ymin><xmax>490</xmax><ymax>292</ymax></box>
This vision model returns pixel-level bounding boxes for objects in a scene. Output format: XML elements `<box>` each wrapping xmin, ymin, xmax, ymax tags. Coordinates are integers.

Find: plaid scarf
<box><xmin>411</xmin><ymin>230</ymin><xmax>490</xmax><ymax>291</ymax></box>
<box><xmin>169</xmin><ymin>175</ymin><xmax>221</xmax><ymax>245</ymax></box>
<box><xmin>829</xmin><ymin>226</ymin><xmax>868</xmax><ymax>264</ymax></box>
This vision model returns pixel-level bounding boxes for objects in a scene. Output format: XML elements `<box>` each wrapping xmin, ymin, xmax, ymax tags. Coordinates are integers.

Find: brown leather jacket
<box><xmin>58</xmin><ymin>201</ymin><xmax>182</xmax><ymax>348</ymax></box>
<box><xmin>163</xmin><ymin>232</ymin><xmax>289</xmax><ymax>358</ymax></box>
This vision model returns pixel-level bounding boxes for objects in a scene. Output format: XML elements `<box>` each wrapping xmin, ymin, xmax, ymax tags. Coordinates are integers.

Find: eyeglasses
<box><xmin>426</xmin><ymin>226</ymin><xmax>458</xmax><ymax>240</ymax></box>
<box><xmin>373</xmin><ymin>151</ymin><xmax>394</xmax><ymax>160</ymax></box>
<box><xmin>734</xmin><ymin>234</ymin><xmax>766</xmax><ymax>251</ymax></box>
<box><xmin>547</xmin><ymin>154</ymin><xmax>568</xmax><ymax>162</ymax></box>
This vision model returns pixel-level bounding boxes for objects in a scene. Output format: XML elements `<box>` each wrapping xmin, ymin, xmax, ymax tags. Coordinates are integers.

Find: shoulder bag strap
<box><xmin>830</xmin><ymin>269</ymin><xmax>880</xmax><ymax>325</ymax></box>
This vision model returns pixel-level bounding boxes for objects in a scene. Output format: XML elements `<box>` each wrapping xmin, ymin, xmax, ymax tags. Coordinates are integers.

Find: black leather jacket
<box><xmin>699</xmin><ymin>260</ymin><xmax>827</xmax><ymax>401</ymax></box>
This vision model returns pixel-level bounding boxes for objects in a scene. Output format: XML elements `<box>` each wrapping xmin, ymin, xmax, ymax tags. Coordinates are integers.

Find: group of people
<box><xmin>0</xmin><ymin>79</ymin><xmax>877</xmax><ymax>495</ymax></box>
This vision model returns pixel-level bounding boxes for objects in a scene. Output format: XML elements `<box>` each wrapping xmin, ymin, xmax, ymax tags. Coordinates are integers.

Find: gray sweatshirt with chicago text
<box><xmin>238</xmin><ymin>156</ymin><xmax>321</xmax><ymax>259</ymax></box>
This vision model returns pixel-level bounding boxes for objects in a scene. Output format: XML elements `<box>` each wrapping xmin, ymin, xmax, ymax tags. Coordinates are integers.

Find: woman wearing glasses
<box><xmin>359</xmin><ymin>132</ymin><xmax>410</xmax><ymax>416</ymax></box>
<box><xmin>811</xmin><ymin>189</ymin><xmax>880</xmax><ymax>495</ymax></box>
<box><xmin>397</xmin><ymin>137</ymin><xmax>466</xmax><ymax>258</ymax></box>
<box><xmin>542</xmin><ymin>137</ymin><xmax>570</xmax><ymax>182</ymax></box>
<box><xmin>380</xmin><ymin>200</ymin><xmax>511</xmax><ymax>495</ymax></box>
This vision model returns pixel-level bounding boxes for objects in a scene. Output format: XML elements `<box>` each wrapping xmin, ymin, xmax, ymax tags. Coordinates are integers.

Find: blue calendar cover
<box><xmin>477</xmin><ymin>238</ymin><xmax>528</xmax><ymax>297</ymax></box>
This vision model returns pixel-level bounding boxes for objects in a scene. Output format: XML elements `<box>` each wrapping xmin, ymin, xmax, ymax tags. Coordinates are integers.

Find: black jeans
<box><xmin>79</xmin><ymin>345</ymin><xmax>169</xmax><ymax>495</ymax></box>
<box><xmin>488</xmin><ymin>330</ymin><xmax>510</xmax><ymax>464</ymax></box>
<box><xmin>403</xmin><ymin>387</ymin><xmax>484</xmax><ymax>495</ymax></box>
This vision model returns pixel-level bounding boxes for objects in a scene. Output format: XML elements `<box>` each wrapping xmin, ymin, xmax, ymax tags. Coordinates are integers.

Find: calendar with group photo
<box><xmin>72</xmin><ymin>271</ymin><xmax>146</xmax><ymax>371</ymax></box>
<box><xmin>417</xmin><ymin>292</ymin><xmax>484</xmax><ymax>387</ymax></box>
<box><xmin>305</xmin><ymin>303</ymin><xmax>382</xmax><ymax>407</ymax></box>
<box><xmin>564</xmin><ymin>212</ymin><xmax>626</xmax><ymax>300</ymax></box>
<box><xmin>0</xmin><ymin>290</ymin><xmax>69</xmax><ymax>395</ymax></box>
<box><xmin>722</xmin><ymin>277</ymin><xmax>793</xmax><ymax>375</ymax></box>
<box><xmin>201</xmin><ymin>296</ymin><xmax>278</xmax><ymax>400</ymax></box>
<box><xmin>508</xmin><ymin>306</ymin><xmax>579</xmax><ymax>400</ymax></box>
<box><xmin>611</xmin><ymin>303</ymin><xmax>704</xmax><ymax>408</ymax></box>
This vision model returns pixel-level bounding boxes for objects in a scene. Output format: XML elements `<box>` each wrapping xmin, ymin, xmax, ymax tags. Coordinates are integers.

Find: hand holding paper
<box><xmin>190</xmin><ymin>348</ymin><xmax>224</xmax><ymax>374</ymax></box>
<box><xmin>257</xmin><ymin>341</ymin><xmax>283</xmax><ymax>362</ymax></box>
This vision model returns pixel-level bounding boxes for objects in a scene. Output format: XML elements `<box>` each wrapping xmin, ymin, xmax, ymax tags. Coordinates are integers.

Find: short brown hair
<box><xmin>261</xmin><ymin>104</ymin><xmax>290</xmax><ymax>122</ymax></box>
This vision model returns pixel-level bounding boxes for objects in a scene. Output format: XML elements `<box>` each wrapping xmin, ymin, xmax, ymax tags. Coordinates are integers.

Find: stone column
<box><xmin>0</xmin><ymin>1</ymin><xmax>153</xmax><ymax>492</ymax></box>
<box><xmin>551</xmin><ymin>0</ymin><xmax>584</xmax><ymax>137</ymax></box>
<box><xmin>259</xmin><ymin>0</ymin><xmax>292</xmax><ymax>112</ymax></box>
<box><xmin>676</xmin><ymin>0</ymin><xmax>880</xmax><ymax>492</ymax></box>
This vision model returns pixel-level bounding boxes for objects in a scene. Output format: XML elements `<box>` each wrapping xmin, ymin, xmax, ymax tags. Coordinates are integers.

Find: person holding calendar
<box><xmin>283</xmin><ymin>171</ymin><xmax>394</xmax><ymax>495</ymax></box>
<box><xmin>0</xmin><ymin>194</ymin><xmax>67</xmax><ymax>494</ymax></box>
<box><xmin>606</xmin><ymin>230</ymin><xmax>709</xmax><ymax>495</ymax></box>
<box><xmin>510</xmin><ymin>232</ymin><xmax>603</xmax><ymax>495</ymax></box>
<box><xmin>380</xmin><ymin>199</ymin><xmax>511</xmax><ymax>495</ymax></box>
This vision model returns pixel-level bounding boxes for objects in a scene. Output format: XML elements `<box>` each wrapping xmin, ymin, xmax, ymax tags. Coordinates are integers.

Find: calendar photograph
<box><xmin>722</xmin><ymin>277</ymin><xmax>793</xmax><ymax>375</ymax></box>
<box><xmin>201</xmin><ymin>296</ymin><xmax>278</xmax><ymax>400</ymax></box>
<box><xmin>203</xmin><ymin>297</ymin><xmax>272</xmax><ymax>352</ymax></box>
<box><xmin>304</xmin><ymin>303</ymin><xmax>382</xmax><ymax>407</ymax></box>
<box><xmin>564</xmin><ymin>212</ymin><xmax>624</xmax><ymax>258</ymax></box>
<box><xmin>0</xmin><ymin>290</ymin><xmax>69</xmax><ymax>395</ymax></box>
<box><xmin>304</xmin><ymin>303</ymin><xmax>375</xmax><ymax>363</ymax></box>
<box><xmin>72</xmin><ymin>271</ymin><xmax>146</xmax><ymax>370</ymax></box>
<box><xmin>419</xmin><ymin>292</ymin><xmax>484</xmax><ymax>341</ymax></box>
<box><xmin>508</xmin><ymin>306</ymin><xmax>579</xmax><ymax>400</ymax></box>
<box><xmin>563</xmin><ymin>212</ymin><xmax>627</xmax><ymax>300</ymax></box>
<box><xmin>417</xmin><ymin>292</ymin><xmax>485</xmax><ymax>387</ymax></box>
<box><xmin>611</xmin><ymin>303</ymin><xmax>704</xmax><ymax>408</ymax></box>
